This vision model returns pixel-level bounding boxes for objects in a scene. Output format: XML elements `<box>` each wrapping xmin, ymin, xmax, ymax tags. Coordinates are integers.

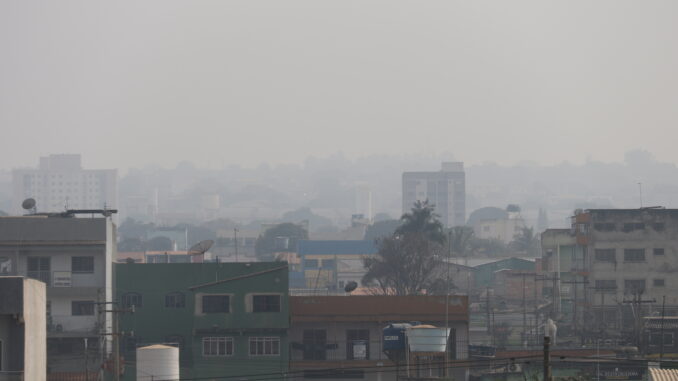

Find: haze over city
<box><xmin>2</xmin><ymin>1</ymin><xmax>678</xmax><ymax>170</ymax></box>
<box><xmin>2</xmin><ymin>2</ymin><xmax>678</xmax><ymax>381</ymax></box>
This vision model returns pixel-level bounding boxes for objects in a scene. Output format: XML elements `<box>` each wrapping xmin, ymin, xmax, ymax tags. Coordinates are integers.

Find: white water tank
<box><xmin>406</xmin><ymin>325</ymin><xmax>450</xmax><ymax>352</ymax></box>
<box><xmin>136</xmin><ymin>344</ymin><xmax>180</xmax><ymax>380</ymax></box>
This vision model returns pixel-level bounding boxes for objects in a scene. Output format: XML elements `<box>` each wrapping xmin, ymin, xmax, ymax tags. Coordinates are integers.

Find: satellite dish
<box><xmin>344</xmin><ymin>281</ymin><xmax>358</xmax><ymax>293</ymax></box>
<box><xmin>22</xmin><ymin>198</ymin><xmax>36</xmax><ymax>211</ymax></box>
<box><xmin>188</xmin><ymin>240</ymin><xmax>214</xmax><ymax>256</ymax></box>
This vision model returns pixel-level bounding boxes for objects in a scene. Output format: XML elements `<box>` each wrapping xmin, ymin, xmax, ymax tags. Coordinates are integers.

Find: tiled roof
<box><xmin>650</xmin><ymin>368</ymin><xmax>678</xmax><ymax>381</ymax></box>
<box><xmin>297</xmin><ymin>240</ymin><xmax>377</xmax><ymax>256</ymax></box>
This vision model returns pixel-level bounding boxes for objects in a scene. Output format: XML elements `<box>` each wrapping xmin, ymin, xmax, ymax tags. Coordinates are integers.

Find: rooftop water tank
<box><xmin>406</xmin><ymin>325</ymin><xmax>450</xmax><ymax>353</ymax></box>
<box><xmin>137</xmin><ymin>344</ymin><xmax>180</xmax><ymax>381</ymax></box>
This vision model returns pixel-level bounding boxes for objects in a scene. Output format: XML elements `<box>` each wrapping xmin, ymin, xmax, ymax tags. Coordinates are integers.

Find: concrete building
<box><xmin>116</xmin><ymin>262</ymin><xmax>289</xmax><ymax>380</ymax></box>
<box><xmin>296</xmin><ymin>240</ymin><xmax>377</xmax><ymax>292</ymax></box>
<box><xmin>571</xmin><ymin>208</ymin><xmax>678</xmax><ymax>345</ymax></box>
<box><xmin>11</xmin><ymin>154</ymin><xmax>117</xmax><ymax>216</ymax></box>
<box><xmin>470</xmin><ymin>207</ymin><xmax>527</xmax><ymax>245</ymax></box>
<box><xmin>402</xmin><ymin>162</ymin><xmax>466</xmax><ymax>227</ymax></box>
<box><xmin>0</xmin><ymin>277</ymin><xmax>46</xmax><ymax>381</ymax></box>
<box><xmin>0</xmin><ymin>216</ymin><xmax>116</xmax><ymax>378</ymax></box>
<box><xmin>288</xmin><ymin>295</ymin><xmax>469</xmax><ymax>381</ymax></box>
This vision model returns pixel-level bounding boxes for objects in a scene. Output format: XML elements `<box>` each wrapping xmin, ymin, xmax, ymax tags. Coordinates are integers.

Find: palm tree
<box><xmin>395</xmin><ymin>200</ymin><xmax>446</xmax><ymax>244</ymax></box>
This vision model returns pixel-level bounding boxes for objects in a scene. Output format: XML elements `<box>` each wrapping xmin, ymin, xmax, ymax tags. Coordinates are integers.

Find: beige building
<box><xmin>0</xmin><ymin>276</ymin><xmax>46</xmax><ymax>381</ymax></box>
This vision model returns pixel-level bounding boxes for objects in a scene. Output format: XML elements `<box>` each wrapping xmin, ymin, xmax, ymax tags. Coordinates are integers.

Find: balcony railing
<box><xmin>27</xmin><ymin>270</ymin><xmax>51</xmax><ymax>285</ymax></box>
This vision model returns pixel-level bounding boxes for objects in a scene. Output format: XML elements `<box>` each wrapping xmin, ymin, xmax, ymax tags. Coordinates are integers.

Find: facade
<box><xmin>12</xmin><ymin>154</ymin><xmax>117</xmax><ymax>216</ymax></box>
<box><xmin>0</xmin><ymin>277</ymin><xmax>47</xmax><ymax>381</ymax></box>
<box><xmin>540</xmin><ymin>228</ymin><xmax>586</xmax><ymax>337</ymax></box>
<box><xmin>115</xmin><ymin>262</ymin><xmax>289</xmax><ymax>380</ymax></box>
<box><xmin>0</xmin><ymin>216</ymin><xmax>115</xmax><ymax>378</ymax></box>
<box><xmin>296</xmin><ymin>240</ymin><xmax>377</xmax><ymax>292</ymax></box>
<box><xmin>644</xmin><ymin>316</ymin><xmax>678</xmax><ymax>358</ymax></box>
<box><xmin>402</xmin><ymin>162</ymin><xmax>466</xmax><ymax>228</ymax></box>
<box><xmin>289</xmin><ymin>295</ymin><xmax>469</xmax><ymax>381</ymax></box>
<box><xmin>472</xmin><ymin>211</ymin><xmax>526</xmax><ymax>245</ymax></box>
<box><xmin>571</xmin><ymin>208</ymin><xmax>678</xmax><ymax>345</ymax></box>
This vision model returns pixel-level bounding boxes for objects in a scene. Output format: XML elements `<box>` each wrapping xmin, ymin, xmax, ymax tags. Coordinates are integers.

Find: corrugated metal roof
<box><xmin>0</xmin><ymin>217</ymin><xmax>108</xmax><ymax>242</ymax></box>
<box><xmin>297</xmin><ymin>240</ymin><xmax>377</xmax><ymax>256</ymax></box>
<box><xmin>290</xmin><ymin>295</ymin><xmax>468</xmax><ymax>323</ymax></box>
<box><xmin>650</xmin><ymin>368</ymin><xmax>678</xmax><ymax>381</ymax></box>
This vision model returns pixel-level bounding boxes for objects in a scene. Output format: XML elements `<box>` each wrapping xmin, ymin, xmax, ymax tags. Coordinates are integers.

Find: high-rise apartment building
<box><xmin>11</xmin><ymin>154</ymin><xmax>117</xmax><ymax>215</ymax></box>
<box><xmin>402</xmin><ymin>162</ymin><xmax>466</xmax><ymax>227</ymax></box>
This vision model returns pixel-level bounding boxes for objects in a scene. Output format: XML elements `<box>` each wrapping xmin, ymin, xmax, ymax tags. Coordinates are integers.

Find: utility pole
<box><xmin>543</xmin><ymin>336</ymin><xmax>552</xmax><ymax>381</ymax></box>
<box><xmin>100</xmin><ymin>302</ymin><xmax>135</xmax><ymax>381</ymax></box>
<box><xmin>521</xmin><ymin>273</ymin><xmax>527</xmax><ymax>348</ymax></box>
<box><xmin>623</xmin><ymin>293</ymin><xmax>655</xmax><ymax>350</ymax></box>
<box><xmin>84</xmin><ymin>337</ymin><xmax>89</xmax><ymax>381</ymax></box>
<box><xmin>445</xmin><ymin>230</ymin><xmax>452</xmax><ymax>374</ymax></box>
<box><xmin>486</xmin><ymin>287</ymin><xmax>492</xmax><ymax>344</ymax></box>
<box><xmin>562</xmin><ymin>279</ymin><xmax>589</xmax><ymax>341</ymax></box>
<box><xmin>234</xmin><ymin>228</ymin><xmax>238</xmax><ymax>262</ymax></box>
<box><xmin>660</xmin><ymin>295</ymin><xmax>666</xmax><ymax>361</ymax></box>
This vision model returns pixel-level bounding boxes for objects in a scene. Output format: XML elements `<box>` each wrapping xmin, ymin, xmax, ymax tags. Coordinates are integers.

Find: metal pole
<box><xmin>84</xmin><ymin>337</ymin><xmax>89</xmax><ymax>381</ymax></box>
<box><xmin>660</xmin><ymin>295</ymin><xmax>666</xmax><ymax>361</ymax></box>
<box><xmin>523</xmin><ymin>273</ymin><xmax>527</xmax><ymax>348</ymax></box>
<box><xmin>114</xmin><ymin>310</ymin><xmax>120</xmax><ymax>381</ymax></box>
<box><xmin>544</xmin><ymin>336</ymin><xmax>552</xmax><ymax>381</ymax></box>
<box><xmin>234</xmin><ymin>228</ymin><xmax>238</xmax><ymax>262</ymax></box>
<box><xmin>596</xmin><ymin>339</ymin><xmax>600</xmax><ymax>381</ymax></box>
<box><xmin>445</xmin><ymin>229</ymin><xmax>451</xmax><ymax>375</ymax></box>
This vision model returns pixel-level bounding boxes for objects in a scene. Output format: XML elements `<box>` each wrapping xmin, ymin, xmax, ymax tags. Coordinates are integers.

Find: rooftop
<box><xmin>298</xmin><ymin>240</ymin><xmax>377</xmax><ymax>256</ymax></box>
<box><xmin>290</xmin><ymin>295</ymin><xmax>468</xmax><ymax>323</ymax></box>
<box><xmin>0</xmin><ymin>216</ymin><xmax>109</xmax><ymax>243</ymax></box>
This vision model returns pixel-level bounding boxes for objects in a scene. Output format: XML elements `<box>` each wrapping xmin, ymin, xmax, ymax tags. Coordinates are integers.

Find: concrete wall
<box><xmin>23</xmin><ymin>278</ymin><xmax>46</xmax><ymax>381</ymax></box>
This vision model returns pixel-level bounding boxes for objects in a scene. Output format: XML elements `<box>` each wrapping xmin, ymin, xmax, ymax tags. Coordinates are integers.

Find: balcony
<box><xmin>25</xmin><ymin>271</ymin><xmax>101</xmax><ymax>288</ymax></box>
<box><xmin>48</xmin><ymin>314</ymin><xmax>100</xmax><ymax>336</ymax></box>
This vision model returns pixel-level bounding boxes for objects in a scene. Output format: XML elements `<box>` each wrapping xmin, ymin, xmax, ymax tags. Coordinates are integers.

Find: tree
<box><xmin>396</xmin><ymin>200</ymin><xmax>446</xmax><ymax>244</ymax></box>
<box><xmin>255</xmin><ymin>223</ymin><xmax>309</xmax><ymax>261</ymax></box>
<box><xmin>448</xmin><ymin>226</ymin><xmax>475</xmax><ymax>258</ymax></box>
<box><xmin>281</xmin><ymin>207</ymin><xmax>333</xmax><ymax>232</ymax></box>
<box><xmin>0</xmin><ymin>210</ymin><xmax>8</xmax><ymax>217</ymax></box>
<box><xmin>362</xmin><ymin>233</ymin><xmax>444</xmax><ymax>295</ymax></box>
<box><xmin>364</xmin><ymin>220</ymin><xmax>401</xmax><ymax>242</ymax></box>
<box><xmin>510</xmin><ymin>226</ymin><xmax>540</xmax><ymax>256</ymax></box>
<box><xmin>118</xmin><ymin>237</ymin><xmax>145</xmax><ymax>252</ymax></box>
<box><xmin>146</xmin><ymin>236</ymin><xmax>173</xmax><ymax>251</ymax></box>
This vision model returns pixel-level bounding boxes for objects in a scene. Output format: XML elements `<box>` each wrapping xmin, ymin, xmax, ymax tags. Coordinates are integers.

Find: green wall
<box><xmin>115</xmin><ymin>262</ymin><xmax>289</xmax><ymax>380</ymax></box>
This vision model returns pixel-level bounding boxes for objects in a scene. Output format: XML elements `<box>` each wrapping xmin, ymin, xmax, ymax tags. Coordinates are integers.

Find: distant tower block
<box><xmin>355</xmin><ymin>185</ymin><xmax>373</xmax><ymax>221</ymax></box>
<box><xmin>402</xmin><ymin>162</ymin><xmax>466</xmax><ymax>227</ymax></box>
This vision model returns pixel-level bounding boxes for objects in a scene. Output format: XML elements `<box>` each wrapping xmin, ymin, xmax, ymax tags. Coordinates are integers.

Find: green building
<box><xmin>115</xmin><ymin>262</ymin><xmax>289</xmax><ymax>380</ymax></box>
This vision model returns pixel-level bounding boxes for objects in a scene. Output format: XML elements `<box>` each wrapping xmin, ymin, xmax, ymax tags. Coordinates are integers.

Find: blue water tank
<box><xmin>382</xmin><ymin>323</ymin><xmax>412</xmax><ymax>351</ymax></box>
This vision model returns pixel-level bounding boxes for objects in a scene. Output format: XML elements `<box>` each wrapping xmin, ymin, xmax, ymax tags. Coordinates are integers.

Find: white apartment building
<box><xmin>402</xmin><ymin>162</ymin><xmax>466</xmax><ymax>227</ymax></box>
<box><xmin>12</xmin><ymin>154</ymin><xmax>117</xmax><ymax>215</ymax></box>
<box><xmin>0</xmin><ymin>216</ymin><xmax>115</xmax><ymax>378</ymax></box>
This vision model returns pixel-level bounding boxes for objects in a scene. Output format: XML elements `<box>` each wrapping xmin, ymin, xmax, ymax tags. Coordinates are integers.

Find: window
<box><xmin>654</xmin><ymin>248</ymin><xmax>665</xmax><ymax>256</ymax></box>
<box><xmin>202</xmin><ymin>295</ymin><xmax>229</xmax><ymax>313</ymax></box>
<box><xmin>653</xmin><ymin>223</ymin><xmax>665</xmax><ymax>231</ymax></box>
<box><xmin>72</xmin><ymin>301</ymin><xmax>95</xmax><ymax>316</ymax></box>
<box><xmin>624</xmin><ymin>279</ymin><xmax>646</xmax><ymax>293</ymax></box>
<box><xmin>165</xmin><ymin>292</ymin><xmax>185</xmax><ymax>308</ymax></box>
<box><xmin>622</xmin><ymin>222</ymin><xmax>645</xmax><ymax>232</ymax></box>
<box><xmin>346</xmin><ymin>329</ymin><xmax>370</xmax><ymax>360</ymax></box>
<box><xmin>624</xmin><ymin>249</ymin><xmax>646</xmax><ymax>262</ymax></box>
<box><xmin>595</xmin><ymin>249</ymin><xmax>616</xmax><ymax>262</ymax></box>
<box><xmin>253</xmin><ymin>295</ymin><xmax>281</xmax><ymax>313</ymax></box>
<box><xmin>654</xmin><ymin>279</ymin><xmax>666</xmax><ymax>287</ymax></box>
<box><xmin>594</xmin><ymin>280</ymin><xmax>617</xmax><ymax>291</ymax></box>
<box><xmin>304</xmin><ymin>259</ymin><xmax>319</xmax><ymax>269</ymax></box>
<box><xmin>27</xmin><ymin>257</ymin><xmax>51</xmax><ymax>284</ymax></box>
<box><xmin>249</xmin><ymin>337</ymin><xmax>280</xmax><ymax>356</ymax></box>
<box><xmin>649</xmin><ymin>333</ymin><xmax>674</xmax><ymax>347</ymax></box>
<box><xmin>121</xmin><ymin>293</ymin><xmax>142</xmax><ymax>309</ymax></box>
<box><xmin>71</xmin><ymin>257</ymin><xmax>94</xmax><ymax>273</ymax></box>
<box><xmin>322</xmin><ymin>259</ymin><xmax>335</xmax><ymax>269</ymax></box>
<box><xmin>594</xmin><ymin>223</ymin><xmax>616</xmax><ymax>232</ymax></box>
<box><xmin>203</xmin><ymin>337</ymin><xmax>233</xmax><ymax>356</ymax></box>
<box><xmin>303</xmin><ymin>329</ymin><xmax>327</xmax><ymax>360</ymax></box>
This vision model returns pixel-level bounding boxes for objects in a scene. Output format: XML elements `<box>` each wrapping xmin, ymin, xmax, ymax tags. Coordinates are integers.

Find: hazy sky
<box><xmin>1</xmin><ymin>1</ymin><xmax>677</xmax><ymax>170</ymax></box>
